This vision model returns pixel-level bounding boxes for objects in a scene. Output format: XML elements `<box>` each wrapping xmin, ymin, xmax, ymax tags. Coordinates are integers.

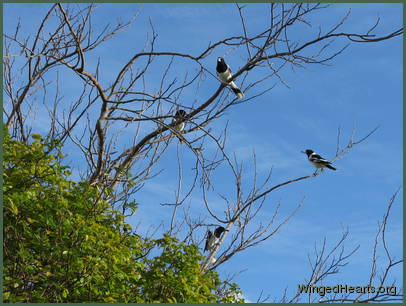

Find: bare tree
<box><xmin>3</xmin><ymin>3</ymin><xmax>402</xmax><ymax>301</ymax></box>
<box><xmin>278</xmin><ymin>190</ymin><xmax>402</xmax><ymax>303</ymax></box>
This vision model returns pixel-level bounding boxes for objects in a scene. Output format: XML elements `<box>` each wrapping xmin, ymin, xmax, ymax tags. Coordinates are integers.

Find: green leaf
<box><xmin>8</xmin><ymin>199</ymin><xmax>19</xmax><ymax>215</ymax></box>
<box><xmin>3</xmin><ymin>291</ymin><xmax>10</xmax><ymax>300</ymax></box>
<box><xmin>3</xmin><ymin>125</ymin><xmax>241</xmax><ymax>303</ymax></box>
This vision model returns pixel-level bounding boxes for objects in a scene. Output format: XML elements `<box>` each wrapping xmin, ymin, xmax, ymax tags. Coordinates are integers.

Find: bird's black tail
<box><xmin>231</xmin><ymin>87</ymin><xmax>244</xmax><ymax>99</ymax></box>
<box><xmin>326</xmin><ymin>164</ymin><xmax>336</xmax><ymax>170</ymax></box>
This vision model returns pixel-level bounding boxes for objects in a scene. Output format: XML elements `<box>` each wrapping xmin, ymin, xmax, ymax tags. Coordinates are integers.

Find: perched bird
<box><xmin>172</xmin><ymin>109</ymin><xmax>187</xmax><ymax>142</ymax></box>
<box><xmin>216</xmin><ymin>57</ymin><xmax>244</xmax><ymax>99</ymax></box>
<box><xmin>172</xmin><ymin>109</ymin><xmax>187</xmax><ymax>131</ymax></box>
<box><xmin>208</xmin><ymin>256</ymin><xmax>217</xmax><ymax>265</ymax></box>
<box><xmin>204</xmin><ymin>226</ymin><xmax>226</xmax><ymax>252</ymax></box>
<box><xmin>301</xmin><ymin>149</ymin><xmax>336</xmax><ymax>171</ymax></box>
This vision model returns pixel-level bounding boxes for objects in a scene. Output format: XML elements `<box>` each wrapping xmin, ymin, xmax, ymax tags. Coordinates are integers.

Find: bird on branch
<box><xmin>216</xmin><ymin>57</ymin><xmax>244</xmax><ymax>99</ymax></box>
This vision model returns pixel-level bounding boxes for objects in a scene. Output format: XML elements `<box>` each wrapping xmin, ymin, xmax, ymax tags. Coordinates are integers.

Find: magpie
<box><xmin>301</xmin><ymin>149</ymin><xmax>336</xmax><ymax>171</ymax></box>
<box><xmin>172</xmin><ymin>109</ymin><xmax>187</xmax><ymax>143</ymax></box>
<box><xmin>204</xmin><ymin>226</ymin><xmax>225</xmax><ymax>252</ymax></box>
<box><xmin>216</xmin><ymin>57</ymin><xmax>244</xmax><ymax>99</ymax></box>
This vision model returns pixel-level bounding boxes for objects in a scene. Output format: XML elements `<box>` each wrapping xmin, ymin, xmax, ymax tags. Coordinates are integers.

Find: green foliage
<box><xmin>3</xmin><ymin>128</ymin><xmax>244</xmax><ymax>303</ymax></box>
<box><xmin>140</xmin><ymin>235</ymin><xmax>218</xmax><ymax>303</ymax></box>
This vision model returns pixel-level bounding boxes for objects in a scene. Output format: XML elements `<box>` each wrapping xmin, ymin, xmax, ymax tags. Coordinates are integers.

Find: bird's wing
<box><xmin>311</xmin><ymin>153</ymin><xmax>323</xmax><ymax>160</ymax></box>
<box><xmin>204</xmin><ymin>230</ymin><xmax>213</xmax><ymax>251</ymax></box>
<box><xmin>311</xmin><ymin>153</ymin><xmax>326</xmax><ymax>161</ymax></box>
<box><xmin>310</xmin><ymin>154</ymin><xmax>331</xmax><ymax>164</ymax></box>
<box><xmin>214</xmin><ymin>226</ymin><xmax>225</xmax><ymax>237</ymax></box>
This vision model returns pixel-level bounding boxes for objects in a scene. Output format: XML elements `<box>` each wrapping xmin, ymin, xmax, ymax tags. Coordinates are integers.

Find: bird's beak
<box><xmin>300</xmin><ymin>150</ymin><xmax>305</xmax><ymax>154</ymax></box>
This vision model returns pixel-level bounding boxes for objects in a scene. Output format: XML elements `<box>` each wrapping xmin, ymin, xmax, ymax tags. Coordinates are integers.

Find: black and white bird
<box><xmin>216</xmin><ymin>57</ymin><xmax>244</xmax><ymax>99</ymax></box>
<box><xmin>204</xmin><ymin>226</ymin><xmax>225</xmax><ymax>252</ymax></box>
<box><xmin>172</xmin><ymin>109</ymin><xmax>187</xmax><ymax>142</ymax></box>
<box><xmin>301</xmin><ymin>149</ymin><xmax>336</xmax><ymax>171</ymax></box>
<box><xmin>172</xmin><ymin>109</ymin><xmax>187</xmax><ymax>132</ymax></box>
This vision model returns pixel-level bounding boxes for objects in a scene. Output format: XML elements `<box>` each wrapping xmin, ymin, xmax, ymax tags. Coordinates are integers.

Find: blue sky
<box><xmin>4</xmin><ymin>3</ymin><xmax>403</xmax><ymax>302</ymax></box>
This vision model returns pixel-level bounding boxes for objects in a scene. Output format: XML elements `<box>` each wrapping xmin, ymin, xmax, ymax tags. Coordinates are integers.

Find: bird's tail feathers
<box><xmin>230</xmin><ymin>86</ymin><xmax>244</xmax><ymax>99</ymax></box>
<box><xmin>326</xmin><ymin>164</ymin><xmax>336</xmax><ymax>171</ymax></box>
<box><xmin>175</xmin><ymin>131</ymin><xmax>185</xmax><ymax>144</ymax></box>
<box><xmin>227</xmin><ymin>80</ymin><xmax>244</xmax><ymax>99</ymax></box>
